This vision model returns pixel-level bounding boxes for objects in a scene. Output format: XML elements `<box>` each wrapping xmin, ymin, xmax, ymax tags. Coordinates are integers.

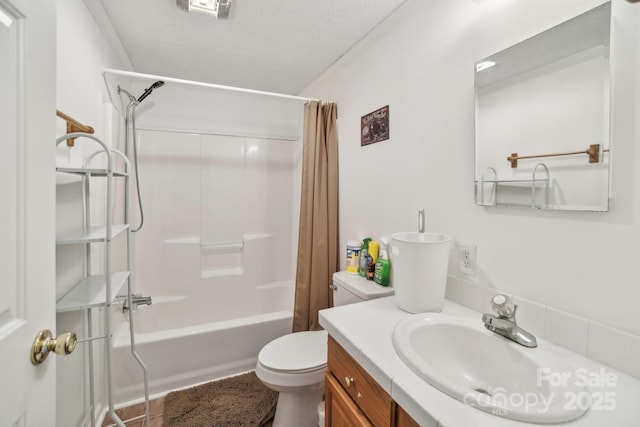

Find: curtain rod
<box><xmin>103</xmin><ymin>68</ymin><xmax>319</xmax><ymax>103</ymax></box>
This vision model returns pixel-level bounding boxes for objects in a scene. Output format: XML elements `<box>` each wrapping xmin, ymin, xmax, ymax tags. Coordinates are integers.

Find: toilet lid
<box><xmin>258</xmin><ymin>330</ymin><xmax>328</xmax><ymax>373</ymax></box>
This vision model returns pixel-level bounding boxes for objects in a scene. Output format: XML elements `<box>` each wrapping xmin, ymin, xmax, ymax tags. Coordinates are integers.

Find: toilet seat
<box><xmin>258</xmin><ymin>330</ymin><xmax>328</xmax><ymax>374</ymax></box>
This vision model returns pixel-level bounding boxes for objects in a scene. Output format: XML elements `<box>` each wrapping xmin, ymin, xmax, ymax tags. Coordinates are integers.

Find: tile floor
<box><xmin>101</xmin><ymin>397</ymin><xmax>165</xmax><ymax>427</ymax></box>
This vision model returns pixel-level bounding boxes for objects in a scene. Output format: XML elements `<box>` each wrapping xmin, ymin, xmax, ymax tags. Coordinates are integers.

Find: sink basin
<box><xmin>392</xmin><ymin>314</ymin><xmax>589</xmax><ymax>423</ymax></box>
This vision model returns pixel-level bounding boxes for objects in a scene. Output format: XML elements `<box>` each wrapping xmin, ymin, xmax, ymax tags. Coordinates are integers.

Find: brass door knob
<box><xmin>31</xmin><ymin>329</ymin><xmax>77</xmax><ymax>365</ymax></box>
<box><xmin>345</xmin><ymin>376</ymin><xmax>355</xmax><ymax>387</ymax></box>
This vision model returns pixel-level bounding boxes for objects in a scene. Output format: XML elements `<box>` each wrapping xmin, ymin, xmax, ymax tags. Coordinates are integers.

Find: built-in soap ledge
<box><xmin>201</xmin><ymin>241</ymin><xmax>244</xmax><ymax>254</ymax></box>
<box><xmin>163</xmin><ymin>237</ymin><xmax>200</xmax><ymax>245</ymax></box>
<box><xmin>200</xmin><ymin>267</ymin><xmax>244</xmax><ymax>279</ymax></box>
<box><xmin>162</xmin><ymin>237</ymin><xmax>245</xmax><ymax>254</ymax></box>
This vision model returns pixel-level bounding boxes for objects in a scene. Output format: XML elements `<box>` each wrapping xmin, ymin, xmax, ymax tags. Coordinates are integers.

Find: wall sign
<box><xmin>361</xmin><ymin>105</ymin><xmax>389</xmax><ymax>146</ymax></box>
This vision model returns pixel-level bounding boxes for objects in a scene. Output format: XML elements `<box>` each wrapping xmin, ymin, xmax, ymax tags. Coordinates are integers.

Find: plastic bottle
<box><xmin>366</xmin><ymin>241</ymin><xmax>380</xmax><ymax>280</ymax></box>
<box><xmin>374</xmin><ymin>238</ymin><xmax>390</xmax><ymax>286</ymax></box>
<box><xmin>346</xmin><ymin>240</ymin><xmax>361</xmax><ymax>274</ymax></box>
<box><xmin>359</xmin><ymin>238</ymin><xmax>372</xmax><ymax>277</ymax></box>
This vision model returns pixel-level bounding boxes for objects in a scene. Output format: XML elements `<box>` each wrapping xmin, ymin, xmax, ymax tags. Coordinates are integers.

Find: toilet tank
<box><xmin>332</xmin><ymin>271</ymin><xmax>394</xmax><ymax>307</ymax></box>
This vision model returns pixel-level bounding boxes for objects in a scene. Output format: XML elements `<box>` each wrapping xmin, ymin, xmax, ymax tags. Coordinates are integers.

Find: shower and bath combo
<box><xmin>117</xmin><ymin>81</ymin><xmax>165</xmax><ymax>232</ymax></box>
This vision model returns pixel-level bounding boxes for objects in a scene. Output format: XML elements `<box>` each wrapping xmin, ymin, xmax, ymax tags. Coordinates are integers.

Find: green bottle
<box><xmin>374</xmin><ymin>239</ymin><xmax>390</xmax><ymax>286</ymax></box>
<box><xmin>358</xmin><ymin>237</ymin><xmax>371</xmax><ymax>277</ymax></box>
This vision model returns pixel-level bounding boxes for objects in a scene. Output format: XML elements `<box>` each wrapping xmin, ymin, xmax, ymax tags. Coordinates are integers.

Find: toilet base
<box><xmin>272</xmin><ymin>385</ymin><xmax>324</xmax><ymax>427</ymax></box>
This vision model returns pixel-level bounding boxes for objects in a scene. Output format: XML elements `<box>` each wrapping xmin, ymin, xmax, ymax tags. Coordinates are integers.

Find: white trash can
<box><xmin>390</xmin><ymin>232</ymin><xmax>452</xmax><ymax>313</ymax></box>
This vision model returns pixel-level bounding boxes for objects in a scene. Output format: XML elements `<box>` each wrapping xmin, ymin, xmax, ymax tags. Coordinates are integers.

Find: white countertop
<box><xmin>318</xmin><ymin>297</ymin><xmax>640</xmax><ymax>427</ymax></box>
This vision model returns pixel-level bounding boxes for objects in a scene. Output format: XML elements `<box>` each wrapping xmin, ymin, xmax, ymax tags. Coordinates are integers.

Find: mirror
<box><xmin>474</xmin><ymin>2</ymin><xmax>611</xmax><ymax>211</ymax></box>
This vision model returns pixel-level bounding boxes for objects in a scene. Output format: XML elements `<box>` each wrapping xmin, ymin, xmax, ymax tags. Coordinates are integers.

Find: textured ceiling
<box><xmin>97</xmin><ymin>0</ymin><xmax>408</xmax><ymax>94</ymax></box>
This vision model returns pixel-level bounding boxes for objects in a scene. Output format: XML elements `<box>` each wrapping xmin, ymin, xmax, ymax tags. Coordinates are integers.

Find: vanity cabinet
<box><xmin>326</xmin><ymin>336</ymin><xmax>419</xmax><ymax>427</ymax></box>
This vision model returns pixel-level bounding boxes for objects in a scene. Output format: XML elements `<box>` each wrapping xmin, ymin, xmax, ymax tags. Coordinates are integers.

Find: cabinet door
<box><xmin>326</xmin><ymin>373</ymin><xmax>373</xmax><ymax>427</ymax></box>
<box><xmin>396</xmin><ymin>406</ymin><xmax>420</xmax><ymax>427</ymax></box>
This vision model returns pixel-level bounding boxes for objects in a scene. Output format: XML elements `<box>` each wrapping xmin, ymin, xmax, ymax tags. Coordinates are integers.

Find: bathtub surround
<box><xmin>293</xmin><ymin>101</ymin><xmax>339</xmax><ymax>332</ymax></box>
<box><xmin>107</xmin><ymin>87</ymin><xmax>303</xmax><ymax>402</ymax></box>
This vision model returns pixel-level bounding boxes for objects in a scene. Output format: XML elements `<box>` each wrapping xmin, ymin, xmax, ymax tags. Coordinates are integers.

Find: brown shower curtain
<box><xmin>292</xmin><ymin>101</ymin><xmax>339</xmax><ymax>332</ymax></box>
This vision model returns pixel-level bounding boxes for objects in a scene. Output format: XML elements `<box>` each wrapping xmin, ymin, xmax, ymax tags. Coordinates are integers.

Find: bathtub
<box><xmin>112</xmin><ymin>281</ymin><xmax>294</xmax><ymax>404</ymax></box>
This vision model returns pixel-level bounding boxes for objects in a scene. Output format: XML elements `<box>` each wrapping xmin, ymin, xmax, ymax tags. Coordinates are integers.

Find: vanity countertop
<box><xmin>318</xmin><ymin>297</ymin><xmax>640</xmax><ymax>427</ymax></box>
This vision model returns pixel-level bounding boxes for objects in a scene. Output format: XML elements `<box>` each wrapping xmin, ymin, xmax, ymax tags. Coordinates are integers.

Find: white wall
<box><xmin>55</xmin><ymin>0</ymin><xmax>130</xmax><ymax>425</ymax></box>
<box><xmin>302</xmin><ymin>0</ymin><xmax>640</xmax><ymax>376</ymax></box>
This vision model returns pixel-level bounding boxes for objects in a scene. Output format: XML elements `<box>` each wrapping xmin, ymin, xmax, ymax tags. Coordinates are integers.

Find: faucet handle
<box><xmin>491</xmin><ymin>294</ymin><xmax>516</xmax><ymax>318</ymax></box>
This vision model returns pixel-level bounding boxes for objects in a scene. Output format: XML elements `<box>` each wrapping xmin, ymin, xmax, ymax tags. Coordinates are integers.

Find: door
<box><xmin>0</xmin><ymin>0</ymin><xmax>56</xmax><ymax>426</ymax></box>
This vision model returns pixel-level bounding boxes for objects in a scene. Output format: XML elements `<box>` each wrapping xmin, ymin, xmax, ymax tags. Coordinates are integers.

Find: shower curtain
<box><xmin>293</xmin><ymin>101</ymin><xmax>339</xmax><ymax>332</ymax></box>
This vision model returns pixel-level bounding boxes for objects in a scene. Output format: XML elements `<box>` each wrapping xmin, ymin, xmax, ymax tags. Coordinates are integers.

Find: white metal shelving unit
<box><xmin>55</xmin><ymin>133</ymin><xmax>150</xmax><ymax>427</ymax></box>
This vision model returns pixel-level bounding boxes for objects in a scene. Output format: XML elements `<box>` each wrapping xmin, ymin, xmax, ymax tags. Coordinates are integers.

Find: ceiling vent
<box><xmin>177</xmin><ymin>0</ymin><xmax>232</xmax><ymax>19</ymax></box>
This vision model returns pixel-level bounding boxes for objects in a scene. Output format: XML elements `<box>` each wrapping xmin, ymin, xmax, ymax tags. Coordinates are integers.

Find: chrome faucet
<box><xmin>121</xmin><ymin>294</ymin><xmax>152</xmax><ymax>312</ymax></box>
<box><xmin>482</xmin><ymin>294</ymin><xmax>537</xmax><ymax>348</ymax></box>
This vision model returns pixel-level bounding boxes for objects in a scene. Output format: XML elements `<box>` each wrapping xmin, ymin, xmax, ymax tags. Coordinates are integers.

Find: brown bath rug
<box><xmin>163</xmin><ymin>371</ymin><xmax>277</xmax><ymax>427</ymax></box>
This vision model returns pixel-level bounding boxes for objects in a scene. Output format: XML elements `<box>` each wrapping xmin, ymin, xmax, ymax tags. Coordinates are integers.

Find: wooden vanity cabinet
<box><xmin>325</xmin><ymin>336</ymin><xmax>419</xmax><ymax>427</ymax></box>
<box><xmin>396</xmin><ymin>407</ymin><xmax>421</xmax><ymax>427</ymax></box>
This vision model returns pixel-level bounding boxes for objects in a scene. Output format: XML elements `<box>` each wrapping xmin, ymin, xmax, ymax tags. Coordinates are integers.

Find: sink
<box><xmin>392</xmin><ymin>314</ymin><xmax>589</xmax><ymax>423</ymax></box>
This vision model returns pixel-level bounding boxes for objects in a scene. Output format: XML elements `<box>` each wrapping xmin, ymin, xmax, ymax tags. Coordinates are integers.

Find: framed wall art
<box><xmin>361</xmin><ymin>105</ymin><xmax>389</xmax><ymax>146</ymax></box>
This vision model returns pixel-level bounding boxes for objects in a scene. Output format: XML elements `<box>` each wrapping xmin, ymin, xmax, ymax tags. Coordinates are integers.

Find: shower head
<box><xmin>137</xmin><ymin>80</ymin><xmax>165</xmax><ymax>103</ymax></box>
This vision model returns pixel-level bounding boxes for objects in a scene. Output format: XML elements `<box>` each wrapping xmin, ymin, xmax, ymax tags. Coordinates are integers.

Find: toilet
<box><xmin>256</xmin><ymin>271</ymin><xmax>394</xmax><ymax>427</ymax></box>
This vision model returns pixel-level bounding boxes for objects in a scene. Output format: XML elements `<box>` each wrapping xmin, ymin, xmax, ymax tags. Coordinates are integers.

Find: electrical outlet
<box><xmin>458</xmin><ymin>243</ymin><xmax>477</xmax><ymax>276</ymax></box>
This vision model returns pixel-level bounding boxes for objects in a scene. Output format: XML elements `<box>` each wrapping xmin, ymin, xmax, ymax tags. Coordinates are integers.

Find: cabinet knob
<box><xmin>345</xmin><ymin>376</ymin><xmax>355</xmax><ymax>387</ymax></box>
<box><xmin>31</xmin><ymin>329</ymin><xmax>77</xmax><ymax>365</ymax></box>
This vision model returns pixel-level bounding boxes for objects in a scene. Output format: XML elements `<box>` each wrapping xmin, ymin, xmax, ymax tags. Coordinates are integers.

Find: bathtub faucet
<box><xmin>122</xmin><ymin>294</ymin><xmax>153</xmax><ymax>312</ymax></box>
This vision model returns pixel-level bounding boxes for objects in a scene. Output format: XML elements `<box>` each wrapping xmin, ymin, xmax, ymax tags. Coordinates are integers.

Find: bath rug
<box><xmin>163</xmin><ymin>371</ymin><xmax>277</xmax><ymax>427</ymax></box>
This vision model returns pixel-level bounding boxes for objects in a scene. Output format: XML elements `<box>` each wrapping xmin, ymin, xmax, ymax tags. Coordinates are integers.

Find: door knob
<box><xmin>31</xmin><ymin>329</ymin><xmax>77</xmax><ymax>365</ymax></box>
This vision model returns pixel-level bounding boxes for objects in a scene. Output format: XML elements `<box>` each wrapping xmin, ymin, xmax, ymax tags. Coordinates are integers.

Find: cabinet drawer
<box><xmin>326</xmin><ymin>373</ymin><xmax>373</xmax><ymax>426</ymax></box>
<box><xmin>327</xmin><ymin>336</ymin><xmax>393</xmax><ymax>427</ymax></box>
